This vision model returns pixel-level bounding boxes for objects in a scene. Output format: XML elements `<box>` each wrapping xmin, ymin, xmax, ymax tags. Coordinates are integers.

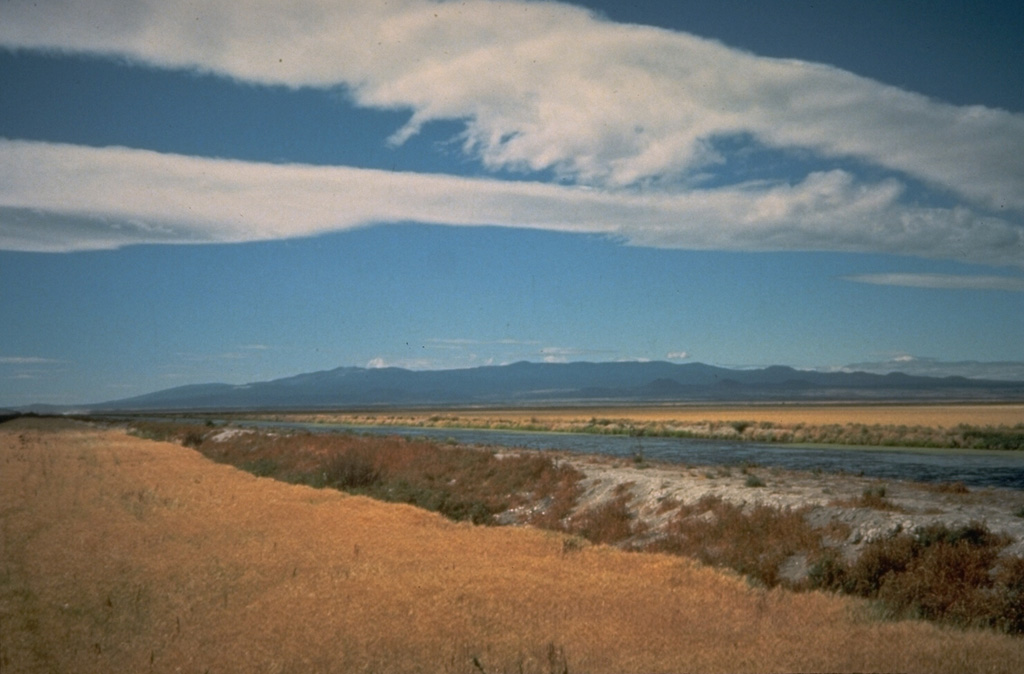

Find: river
<box><xmin>230</xmin><ymin>420</ymin><xmax>1024</xmax><ymax>490</ymax></box>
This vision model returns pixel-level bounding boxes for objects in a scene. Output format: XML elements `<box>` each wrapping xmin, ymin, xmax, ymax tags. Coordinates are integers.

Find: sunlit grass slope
<box><xmin>3</xmin><ymin>420</ymin><xmax>1023</xmax><ymax>673</ymax></box>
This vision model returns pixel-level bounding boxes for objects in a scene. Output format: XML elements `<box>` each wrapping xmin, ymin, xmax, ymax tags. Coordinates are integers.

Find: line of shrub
<box><xmin>126</xmin><ymin>421</ymin><xmax>581</xmax><ymax>528</ymax></box>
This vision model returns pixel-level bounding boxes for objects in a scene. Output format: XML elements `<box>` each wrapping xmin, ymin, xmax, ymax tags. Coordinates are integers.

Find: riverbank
<box><xmin>3</xmin><ymin>418</ymin><xmax>1024</xmax><ymax>673</ymax></box>
<box><xmin>117</xmin><ymin>417</ymin><xmax>1024</xmax><ymax>634</ymax></box>
<box><xmin>553</xmin><ymin>449</ymin><xmax>1024</xmax><ymax>563</ymax></box>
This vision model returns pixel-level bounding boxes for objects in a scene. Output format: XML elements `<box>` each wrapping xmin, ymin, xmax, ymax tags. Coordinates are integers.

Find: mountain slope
<box><xmin>75</xmin><ymin>361</ymin><xmax>1024</xmax><ymax>411</ymax></box>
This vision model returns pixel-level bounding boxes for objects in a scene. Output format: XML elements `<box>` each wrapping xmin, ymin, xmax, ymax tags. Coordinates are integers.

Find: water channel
<box><xmin>231</xmin><ymin>420</ymin><xmax>1024</xmax><ymax>491</ymax></box>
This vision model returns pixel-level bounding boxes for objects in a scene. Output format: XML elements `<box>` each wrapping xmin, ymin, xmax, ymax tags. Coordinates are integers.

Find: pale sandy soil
<box><xmin>533</xmin><ymin>452</ymin><xmax>1024</xmax><ymax>574</ymax></box>
<box><xmin>4</xmin><ymin>419</ymin><xmax>1024</xmax><ymax>673</ymax></box>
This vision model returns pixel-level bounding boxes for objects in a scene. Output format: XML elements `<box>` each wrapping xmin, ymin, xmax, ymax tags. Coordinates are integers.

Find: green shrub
<box><xmin>241</xmin><ymin>458</ymin><xmax>280</xmax><ymax>477</ymax></box>
<box><xmin>809</xmin><ymin>522</ymin><xmax>1023</xmax><ymax>633</ymax></box>
<box><xmin>648</xmin><ymin>496</ymin><xmax>820</xmax><ymax>588</ymax></box>
<box><xmin>567</xmin><ymin>494</ymin><xmax>642</xmax><ymax>545</ymax></box>
<box><xmin>744</xmin><ymin>474</ymin><xmax>765</xmax><ymax>488</ymax></box>
<box><xmin>807</xmin><ymin>550</ymin><xmax>848</xmax><ymax>590</ymax></box>
<box><xmin>322</xmin><ymin>450</ymin><xmax>383</xmax><ymax>489</ymax></box>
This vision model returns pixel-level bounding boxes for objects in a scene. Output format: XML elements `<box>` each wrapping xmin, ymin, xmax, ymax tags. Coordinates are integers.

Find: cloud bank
<box><xmin>3</xmin><ymin>139</ymin><xmax>1022</xmax><ymax>265</ymax></box>
<box><xmin>1</xmin><ymin>0</ymin><xmax>1022</xmax><ymax>265</ymax></box>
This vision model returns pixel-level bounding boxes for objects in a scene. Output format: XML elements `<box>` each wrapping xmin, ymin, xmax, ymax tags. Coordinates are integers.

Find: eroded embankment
<box><xmin>559</xmin><ymin>454</ymin><xmax>1024</xmax><ymax>558</ymax></box>
<box><xmin>4</xmin><ymin>419</ymin><xmax>1024</xmax><ymax>673</ymax></box>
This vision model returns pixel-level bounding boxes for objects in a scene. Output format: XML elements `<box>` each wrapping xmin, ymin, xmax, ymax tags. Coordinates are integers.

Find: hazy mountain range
<box><xmin>10</xmin><ymin>361</ymin><xmax>1024</xmax><ymax>414</ymax></box>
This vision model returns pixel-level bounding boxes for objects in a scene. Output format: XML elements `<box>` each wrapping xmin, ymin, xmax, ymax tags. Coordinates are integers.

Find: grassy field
<box><xmin>252</xmin><ymin>403</ymin><xmax>1024</xmax><ymax>449</ymax></box>
<box><xmin>311</xmin><ymin>403</ymin><xmax>1024</xmax><ymax>428</ymax></box>
<box><xmin>3</xmin><ymin>419</ymin><xmax>1024</xmax><ymax>673</ymax></box>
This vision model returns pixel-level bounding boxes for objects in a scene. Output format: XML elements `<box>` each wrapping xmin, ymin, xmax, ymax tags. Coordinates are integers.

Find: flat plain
<box><xmin>292</xmin><ymin>402</ymin><xmax>1024</xmax><ymax>427</ymax></box>
<box><xmin>3</xmin><ymin>417</ymin><xmax>1024</xmax><ymax>673</ymax></box>
<box><xmin>256</xmin><ymin>403</ymin><xmax>1024</xmax><ymax>450</ymax></box>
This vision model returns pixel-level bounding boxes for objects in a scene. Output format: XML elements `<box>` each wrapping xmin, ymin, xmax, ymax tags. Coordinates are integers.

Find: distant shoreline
<box><xmin>200</xmin><ymin>402</ymin><xmax>1024</xmax><ymax>451</ymax></box>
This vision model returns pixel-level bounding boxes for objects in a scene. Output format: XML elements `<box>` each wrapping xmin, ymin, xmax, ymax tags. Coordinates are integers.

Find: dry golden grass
<box><xmin>267</xmin><ymin>403</ymin><xmax>1024</xmax><ymax>449</ymax></box>
<box><xmin>4</xmin><ymin>420</ymin><xmax>1024</xmax><ymax>673</ymax></box>
<box><xmin>304</xmin><ymin>403</ymin><xmax>1024</xmax><ymax>429</ymax></box>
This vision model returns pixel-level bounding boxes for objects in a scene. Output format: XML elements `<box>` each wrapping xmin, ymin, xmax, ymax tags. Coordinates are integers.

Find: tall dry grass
<box><xmin>4</xmin><ymin>419</ymin><xmax>1024</xmax><ymax>673</ymax></box>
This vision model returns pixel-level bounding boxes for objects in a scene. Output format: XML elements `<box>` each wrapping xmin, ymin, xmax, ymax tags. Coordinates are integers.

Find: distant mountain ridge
<box><xmin>46</xmin><ymin>360</ymin><xmax>1024</xmax><ymax>412</ymax></box>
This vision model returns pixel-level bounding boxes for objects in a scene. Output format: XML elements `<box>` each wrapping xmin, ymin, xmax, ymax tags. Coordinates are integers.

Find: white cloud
<box><xmin>2</xmin><ymin>140</ymin><xmax>1022</xmax><ymax>265</ymax></box>
<box><xmin>666</xmin><ymin>351</ymin><xmax>690</xmax><ymax>360</ymax></box>
<box><xmin>0</xmin><ymin>356</ymin><xmax>61</xmax><ymax>364</ymax></box>
<box><xmin>1</xmin><ymin>1</ymin><xmax>1022</xmax><ymax>265</ymax></box>
<box><xmin>366</xmin><ymin>356</ymin><xmax>434</xmax><ymax>370</ymax></box>
<box><xmin>843</xmin><ymin>273</ymin><xmax>1024</xmax><ymax>292</ymax></box>
<box><xmin>2</xmin><ymin>0</ymin><xmax>1022</xmax><ymax>215</ymax></box>
<box><xmin>427</xmin><ymin>338</ymin><xmax>541</xmax><ymax>348</ymax></box>
<box><xmin>538</xmin><ymin>346</ymin><xmax>618</xmax><ymax>362</ymax></box>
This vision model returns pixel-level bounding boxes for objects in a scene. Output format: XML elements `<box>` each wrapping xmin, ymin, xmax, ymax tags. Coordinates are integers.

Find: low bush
<box><xmin>240</xmin><ymin>457</ymin><xmax>279</xmax><ymax>477</ymax></box>
<box><xmin>920</xmin><ymin>481</ymin><xmax>970</xmax><ymax>495</ymax></box>
<box><xmin>126</xmin><ymin>420</ymin><xmax>210</xmax><ymax>444</ymax></box>
<box><xmin>831</xmin><ymin>485</ymin><xmax>905</xmax><ymax>512</ymax></box>
<box><xmin>744</xmin><ymin>474</ymin><xmax>765</xmax><ymax>488</ymax></box>
<box><xmin>646</xmin><ymin>496</ymin><xmax>822</xmax><ymax>587</ymax></box>
<box><xmin>809</xmin><ymin>522</ymin><xmax>1023</xmax><ymax>633</ymax></box>
<box><xmin>566</xmin><ymin>493</ymin><xmax>643</xmax><ymax>545</ymax></box>
<box><xmin>321</xmin><ymin>448</ymin><xmax>383</xmax><ymax>489</ymax></box>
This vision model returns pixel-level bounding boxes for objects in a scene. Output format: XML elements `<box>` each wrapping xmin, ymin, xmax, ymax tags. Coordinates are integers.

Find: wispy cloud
<box><xmin>539</xmin><ymin>346</ymin><xmax>617</xmax><ymax>363</ymax></box>
<box><xmin>666</xmin><ymin>351</ymin><xmax>690</xmax><ymax>360</ymax></box>
<box><xmin>843</xmin><ymin>273</ymin><xmax>1024</xmax><ymax>292</ymax></box>
<box><xmin>174</xmin><ymin>346</ymin><xmax>273</xmax><ymax>363</ymax></box>
<box><xmin>0</xmin><ymin>356</ymin><xmax>62</xmax><ymax>365</ymax></box>
<box><xmin>1</xmin><ymin>0</ymin><xmax>1022</xmax><ymax>265</ymax></box>
<box><xmin>2</xmin><ymin>141</ymin><xmax>1021</xmax><ymax>265</ymax></box>
<box><xmin>3</xmin><ymin>1</ymin><xmax>1022</xmax><ymax>209</ymax></box>
<box><xmin>427</xmin><ymin>338</ymin><xmax>541</xmax><ymax>349</ymax></box>
<box><xmin>366</xmin><ymin>356</ymin><xmax>434</xmax><ymax>370</ymax></box>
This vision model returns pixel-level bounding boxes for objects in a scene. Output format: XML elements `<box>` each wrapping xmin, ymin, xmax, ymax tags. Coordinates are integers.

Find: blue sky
<box><xmin>1</xmin><ymin>0</ymin><xmax>1023</xmax><ymax>407</ymax></box>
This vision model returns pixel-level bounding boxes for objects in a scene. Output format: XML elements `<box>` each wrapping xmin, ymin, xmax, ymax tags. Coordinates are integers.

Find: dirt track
<box><xmin>3</xmin><ymin>419</ymin><xmax>1024</xmax><ymax>673</ymax></box>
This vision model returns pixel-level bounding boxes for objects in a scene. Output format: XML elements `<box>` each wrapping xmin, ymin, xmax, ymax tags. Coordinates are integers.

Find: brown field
<box><xmin>4</xmin><ymin>419</ymin><xmax>1024</xmax><ymax>673</ymax></box>
<box><xmin>309</xmin><ymin>403</ymin><xmax>1024</xmax><ymax>428</ymax></box>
